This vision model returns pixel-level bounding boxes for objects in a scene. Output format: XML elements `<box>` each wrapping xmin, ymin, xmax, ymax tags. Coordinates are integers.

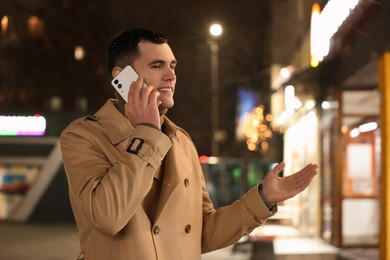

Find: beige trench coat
<box><xmin>60</xmin><ymin>99</ymin><xmax>275</xmax><ymax>260</ymax></box>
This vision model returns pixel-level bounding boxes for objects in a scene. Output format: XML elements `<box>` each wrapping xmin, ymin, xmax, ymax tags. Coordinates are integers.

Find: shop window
<box><xmin>341</xmin><ymin>89</ymin><xmax>380</xmax><ymax>246</ymax></box>
<box><xmin>27</xmin><ymin>16</ymin><xmax>44</xmax><ymax>39</ymax></box>
<box><xmin>1</xmin><ymin>16</ymin><xmax>8</xmax><ymax>35</ymax></box>
<box><xmin>74</xmin><ymin>46</ymin><xmax>86</xmax><ymax>61</ymax></box>
<box><xmin>342</xmin><ymin>90</ymin><xmax>380</xmax><ymax>198</ymax></box>
<box><xmin>344</xmin><ymin>128</ymin><xmax>378</xmax><ymax>197</ymax></box>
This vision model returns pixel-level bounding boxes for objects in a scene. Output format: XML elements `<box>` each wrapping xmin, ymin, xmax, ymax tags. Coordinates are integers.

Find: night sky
<box><xmin>0</xmin><ymin>0</ymin><xmax>310</xmax><ymax>157</ymax></box>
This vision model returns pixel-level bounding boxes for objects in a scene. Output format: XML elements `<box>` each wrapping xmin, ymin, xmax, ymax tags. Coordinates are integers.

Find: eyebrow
<box><xmin>147</xmin><ymin>59</ymin><xmax>177</xmax><ymax>66</ymax></box>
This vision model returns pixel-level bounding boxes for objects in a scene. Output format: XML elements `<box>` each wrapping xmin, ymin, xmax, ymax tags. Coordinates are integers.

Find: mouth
<box><xmin>157</xmin><ymin>87</ymin><xmax>174</xmax><ymax>94</ymax></box>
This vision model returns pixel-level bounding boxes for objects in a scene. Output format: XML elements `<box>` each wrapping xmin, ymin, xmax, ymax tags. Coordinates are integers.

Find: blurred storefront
<box><xmin>0</xmin><ymin>111</ymin><xmax>87</xmax><ymax>222</ymax></box>
<box><xmin>270</xmin><ymin>79</ymin><xmax>322</xmax><ymax>239</ymax></box>
<box><xmin>270</xmin><ymin>0</ymin><xmax>387</xmax><ymax>257</ymax></box>
<box><xmin>199</xmin><ymin>156</ymin><xmax>276</xmax><ymax>208</ymax></box>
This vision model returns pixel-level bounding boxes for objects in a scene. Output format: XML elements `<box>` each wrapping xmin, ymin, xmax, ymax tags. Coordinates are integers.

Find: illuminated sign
<box><xmin>0</xmin><ymin>114</ymin><xmax>46</xmax><ymax>136</ymax></box>
<box><xmin>235</xmin><ymin>88</ymin><xmax>258</xmax><ymax>141</ymax></box>
<box><xmin>310</xmin><ymin>0</ymin><xmax>360</xmax><ymax>67</ymax></box>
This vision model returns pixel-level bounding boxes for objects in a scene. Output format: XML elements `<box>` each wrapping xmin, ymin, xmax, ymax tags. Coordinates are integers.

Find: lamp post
<box><xmin>208</xmin><ymin>23</ymin><xmax>222</xmax><ymax>156</ymax></box>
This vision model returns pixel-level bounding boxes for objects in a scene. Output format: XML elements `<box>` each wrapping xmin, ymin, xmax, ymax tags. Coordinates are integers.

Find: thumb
<box><xmin>270</xmin><ymin>161</ymin><xmax>285</xmax><ymax>177</ymax></box>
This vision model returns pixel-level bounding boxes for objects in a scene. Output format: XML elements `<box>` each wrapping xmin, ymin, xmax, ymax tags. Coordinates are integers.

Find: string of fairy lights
<box><xmin>242</xmin><ymin>105</ymin><xmax>283</xmax><ymax>154</ymax></box>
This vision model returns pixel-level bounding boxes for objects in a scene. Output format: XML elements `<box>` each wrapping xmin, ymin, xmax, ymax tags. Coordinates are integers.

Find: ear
<box><xmin>112</xmin><ymin>67</ymin><xmax>123</xmax><ymax>78</ymax></box>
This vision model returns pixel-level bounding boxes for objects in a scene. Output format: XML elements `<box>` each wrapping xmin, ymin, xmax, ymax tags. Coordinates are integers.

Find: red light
<box><xmin>199</xmin><ymin>155</ymin><xmax>208</xmax><ymax>164</ymax></box>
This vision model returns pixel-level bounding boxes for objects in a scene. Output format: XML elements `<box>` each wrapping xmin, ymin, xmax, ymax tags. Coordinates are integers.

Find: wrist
<box><xmin>258</xmin><ymin>183</ymin><xmax>276</xmax><ymax>208</ymax></box>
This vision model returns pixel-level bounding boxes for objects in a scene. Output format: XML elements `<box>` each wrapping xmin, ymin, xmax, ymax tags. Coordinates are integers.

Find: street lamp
<box><xmin>208</xmin><ymin>23</ymin><xmax>222</xmax><ymax>156</ymax></box>
<box><xmin>210</xmin><ymin>24</ymin><xmax>222</xmax><ymax>37</ymax></box>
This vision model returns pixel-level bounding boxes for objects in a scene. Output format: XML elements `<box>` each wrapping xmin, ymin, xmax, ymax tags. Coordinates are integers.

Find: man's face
<box><xmin>133</xmin><ymin>42</ymin><xmax>177</xmax><ymax>112</ymax></box>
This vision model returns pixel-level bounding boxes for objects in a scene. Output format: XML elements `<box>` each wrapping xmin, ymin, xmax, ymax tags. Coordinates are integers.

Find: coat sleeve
<box><xmin>60</xmin><ymin>122</ymin><xmax>171</xmax><ymax>236</ymax></box>
<box><xmin>201</xmin><ymin>181</ymin><xmax>277</xmax><ymax>253</ymax></box>
<box><xmin>169</xmin><ymin>128</ymin><xmax>277</xmax><ymax>253</ymax></box>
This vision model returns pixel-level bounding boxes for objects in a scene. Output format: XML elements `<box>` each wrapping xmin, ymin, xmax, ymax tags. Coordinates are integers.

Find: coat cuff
<box><xmin>244</xmin><ymin>185</ymin><xmax>278</xmax><ymax>221</ymax></box>
<box><xmin>125</xmin><ymin>125</ymin><xmax>171</xmax><ymax>169</ymax></box>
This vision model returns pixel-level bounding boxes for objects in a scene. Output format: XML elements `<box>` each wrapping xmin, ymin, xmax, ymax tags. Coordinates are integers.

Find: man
<box><xmin>60</xmin><ymin>28</ymin><xmax>318</xmax><ymax>260</ymax></box>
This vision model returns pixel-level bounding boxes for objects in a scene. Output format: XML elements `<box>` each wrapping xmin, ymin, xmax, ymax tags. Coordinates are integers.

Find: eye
<box><xmin>150</xmin><ymin>64</ymin><xmax>162</xmax><ymax>69</ymax></box>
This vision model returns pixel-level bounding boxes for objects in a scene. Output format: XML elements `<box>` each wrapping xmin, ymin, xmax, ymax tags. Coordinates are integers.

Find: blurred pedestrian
<box><xmin>60</xmin><ymin>28</ymin><xmax>318</xmax><ymax>260</ymax></box>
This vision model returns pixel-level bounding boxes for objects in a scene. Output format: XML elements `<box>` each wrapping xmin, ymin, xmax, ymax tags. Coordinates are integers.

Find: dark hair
<box><xmin>106</xmin><ymin>28</ymin><xmax>168</xmax><ymax>74</ymax></box>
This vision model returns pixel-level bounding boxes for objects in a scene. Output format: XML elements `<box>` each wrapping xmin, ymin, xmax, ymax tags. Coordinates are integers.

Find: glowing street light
<box><xmin>209</xmin><ymin>24</ymin><xmax>222</xmax><ymax>37</ymax></box>
<box><xmin>208</xmin><ymin>23</ymin><xmax>223</xmax><ymax>156</ymax></box>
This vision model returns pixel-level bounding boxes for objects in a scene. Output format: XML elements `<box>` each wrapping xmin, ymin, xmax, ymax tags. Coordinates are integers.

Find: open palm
<box><xmin>261</xmin><ymin>161</ymin><xmax>318</xmax><ymax>205</ymax></box>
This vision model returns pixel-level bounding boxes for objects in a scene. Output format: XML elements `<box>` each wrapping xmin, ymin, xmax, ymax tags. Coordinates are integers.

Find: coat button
<box><xmin>153</xmin><ymin>226</ymin><xmax>160</xmax><ymax>235</ymax></box>
<box><xmin>185</xmin><ymin>224</ymin><xmax>191</xmax><ymax>233</ymax></box>
<box><xmin>184</xmin><ymin>178</ymin><xmax>189</xmax><ymax>187</ymax></box>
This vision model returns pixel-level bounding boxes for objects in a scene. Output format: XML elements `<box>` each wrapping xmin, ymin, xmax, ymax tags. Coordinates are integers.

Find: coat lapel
<box><xmin>154</xmin><ymin>134</ymin><xmax>193</xmax><ymax>221</ymax></box>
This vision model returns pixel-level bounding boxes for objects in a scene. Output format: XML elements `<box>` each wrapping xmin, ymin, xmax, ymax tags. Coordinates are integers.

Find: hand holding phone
<box><xmin>113</xmin><ymin>65</ymin><xmax>161</xmax><ymax>128</ymax></box>
<box><xmin>111</xmin><ymin>65</ymin><xmax>146</xmax><ymax>103</ymax></box>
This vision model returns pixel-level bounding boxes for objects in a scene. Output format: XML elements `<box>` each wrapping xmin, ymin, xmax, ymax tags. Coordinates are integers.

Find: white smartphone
<box><xmin>111</xmin><ymin>65</ymin><xmax>146</xmax><ymax>102</ymax></box>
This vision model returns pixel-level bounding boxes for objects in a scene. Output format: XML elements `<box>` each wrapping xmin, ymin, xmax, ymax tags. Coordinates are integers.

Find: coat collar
<box><xmin>94</xmin><ymin>99</ymin><xmax>135</xmax><ymax>145</ymax></box>
<box><xmin>95</xmin><ymin>99</ymin><xmax>184</xmax><ymax>145</ymax></box>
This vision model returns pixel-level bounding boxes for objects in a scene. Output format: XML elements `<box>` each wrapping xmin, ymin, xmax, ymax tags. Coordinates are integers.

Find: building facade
<box><xmin>271</xmin><ymin>0</ymin><xmax>388</xmax><ymax>258</ymax></box>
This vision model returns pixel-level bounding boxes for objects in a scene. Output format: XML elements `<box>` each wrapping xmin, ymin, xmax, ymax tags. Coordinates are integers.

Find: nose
<box><xmin>163</xmin><ymin>68</ymin><xmax>176</xmax><ymax>82</ymax></box>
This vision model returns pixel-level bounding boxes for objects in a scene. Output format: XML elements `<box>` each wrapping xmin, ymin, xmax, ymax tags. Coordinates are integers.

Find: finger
<box><xmin>291</xmin><ymin>164</ymin><xmax>318</xmax><ymax>190</ymax></box>
<box><xmin>270</xmin><ymin>161</ymin><xmax>285</xmax><ymax>176</ymax></box>
<box><xmin>294</xmin><ymin>164</ymin><xmax>318</xmax><ymax>182</ymax></box>
<box><xmin>128</xmin><ymin>79</ymin><xmax>141</xmax><ymax>105</ymax></box>
<box><xmin>140</xmin><ymin>85</ymin><xmax>154</xmax><ymax>103</ymax></box>
<box><xmin>148</xmin><ymin>90</ymin><xmax>160</xmax><ymax>105</ymax></box>
<box><xmin>293</xmin><ymin>175</ymin><xmax>314</xmax><ymax>194</ymax></box>
<box><xmin>135</xmin><ymin>76</ymin><xmax>145</xmax><ymax>90</ymax></box>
